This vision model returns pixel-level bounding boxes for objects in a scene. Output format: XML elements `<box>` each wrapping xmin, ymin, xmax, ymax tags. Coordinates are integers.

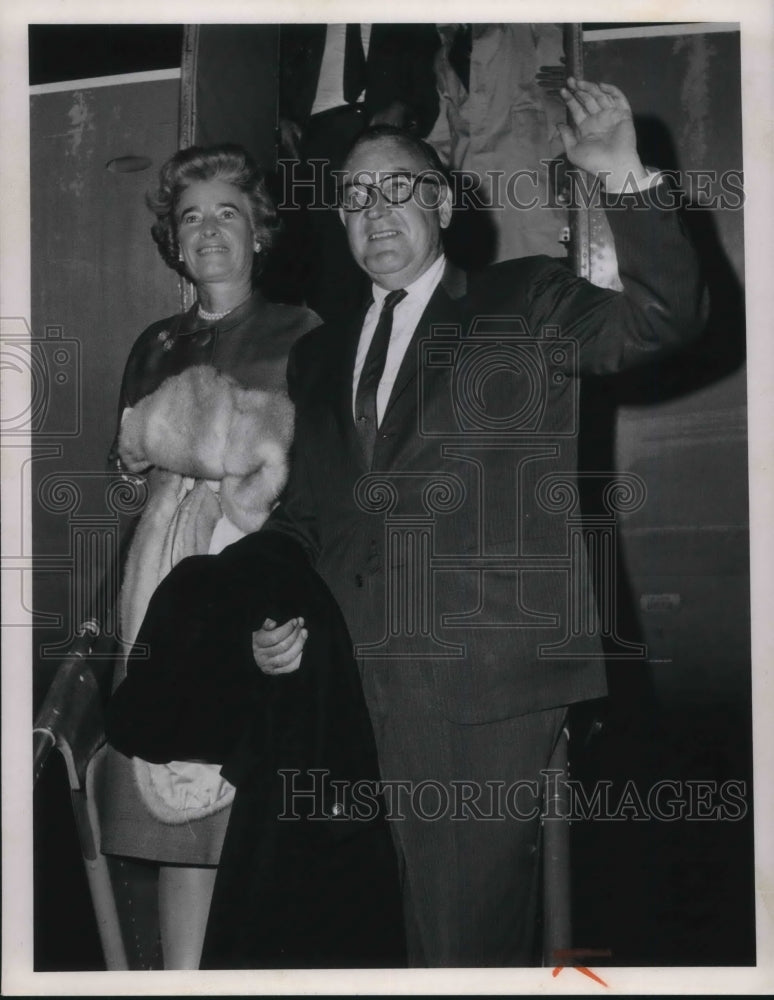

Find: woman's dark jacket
<box><xmin>106</xmin><ymin>530</ymin><xmax>406</xmax><ymax>969</ymax></box>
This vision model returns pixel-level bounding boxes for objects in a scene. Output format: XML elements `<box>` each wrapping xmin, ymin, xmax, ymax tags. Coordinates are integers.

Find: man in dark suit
<box><xmin>278</xmin><ymin>24</ymin><xmax>441</xmax><ymax>141</ymax></box>
<box><xmin>254</xmin><ymin>78</ymin><xmax>706</xmax><ymax>965</ymax></box>
<box><xmin>275</xmin><ymin>24</ymin><xmax>440</xmax><ymax>323</ymax></box>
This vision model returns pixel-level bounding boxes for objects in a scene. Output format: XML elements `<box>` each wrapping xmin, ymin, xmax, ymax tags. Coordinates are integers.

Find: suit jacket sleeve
<box><xmin>522</xmin><ymin>193</ymin><xmax>707</xmax><ymax>375</ymax></box>
<box><xmin>260</xmin><ymin>338</ymin><xmax>322</xmax><ymax>562</ymax></box>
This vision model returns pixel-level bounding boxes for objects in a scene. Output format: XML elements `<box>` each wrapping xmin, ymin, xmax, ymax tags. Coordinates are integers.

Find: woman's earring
<box><xmin>254</xmin><ymin>241</ymin><xmax>262</xmax><ymax>254</ymax></box>
<box><xmin>177</xmin><ymin>246</ymin><xmax>184</xmax><ymax>262</ymax></box>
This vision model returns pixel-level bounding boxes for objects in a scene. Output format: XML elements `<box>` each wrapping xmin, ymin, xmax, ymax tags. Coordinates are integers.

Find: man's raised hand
<box><xmin>557</xmin><ymin>78</ymin><xmax>648</xmax><ymax>192</ymax></box>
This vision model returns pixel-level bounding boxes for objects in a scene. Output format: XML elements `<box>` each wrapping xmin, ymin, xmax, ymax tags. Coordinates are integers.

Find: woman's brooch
<box><xmin>157</xmin><ymin>329</ymin><xmax>175</xmax><ymax>352</ymax></box>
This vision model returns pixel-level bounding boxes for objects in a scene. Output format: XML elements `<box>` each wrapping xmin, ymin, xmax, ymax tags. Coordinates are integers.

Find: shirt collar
<box><xmin>371</xmin><ymin>253</ymin><xmax>447</xmax><ymax>310</ymax></box>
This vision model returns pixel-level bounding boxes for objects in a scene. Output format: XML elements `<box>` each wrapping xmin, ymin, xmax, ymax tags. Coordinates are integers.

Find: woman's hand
<box><xmin>116</xmin><ymin>405</ymin><xmax>153</xmax><ymax>473</ymax></box>
<box><xmin>252</xmin><ymin>617</ymin><xmax>307</xmax><ymax>675</ymax></box>
<box><xmin>557</xmin><ymin>78</ymin><xmax>648</xmax><ymax>192</ymax></box>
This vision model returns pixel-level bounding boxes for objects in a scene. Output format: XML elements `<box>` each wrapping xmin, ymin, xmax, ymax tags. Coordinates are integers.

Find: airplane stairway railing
<box><xmin>33</xmin><ymin>617</ymin><xmax>163</xmax><ymax>970</ymax></box>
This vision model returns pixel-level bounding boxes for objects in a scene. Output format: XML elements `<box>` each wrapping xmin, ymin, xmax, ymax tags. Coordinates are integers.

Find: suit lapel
<box><xmin>371</xmin><ymin>263</ymin><xmax>467</xmax><ymax>468</ymax></box>
<box><xmin>334</xmin><ymin>299</ymin><xmax>373</xmax><ymax>470</ymax></box>
<box><xmin>380</xmin><ymin>261</ymin><xmax>467</xmax><ymax>428</ymax></box>
<box><xmin>334</xmin><ymin>262</ymin><xmax>467</xmax><ymax>471</ymax></box>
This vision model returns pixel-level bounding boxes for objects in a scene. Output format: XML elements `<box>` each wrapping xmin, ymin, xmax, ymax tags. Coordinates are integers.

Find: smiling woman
<box><xmin>146</xmin><ymin>144</ymin><xmax>281</xmax><ymax>317</ymax></box>
<box><xmin>98</xmin><ymin>144</ymin><xmax>320</xmax><ymax>969</ymax></box>
<box><xmin>176</xmin><ymin>180</ymin><xmax>257</xmax><ymax>301</ymax></box>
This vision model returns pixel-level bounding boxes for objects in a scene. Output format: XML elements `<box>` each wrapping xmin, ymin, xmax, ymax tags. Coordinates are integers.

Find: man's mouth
<box><xmin>367</xmin><ymin>229</ymin><xmax>400</xmax><ymax>242</ymax></box>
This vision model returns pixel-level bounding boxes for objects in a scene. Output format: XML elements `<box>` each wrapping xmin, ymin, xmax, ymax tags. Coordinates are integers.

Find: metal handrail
<box><xmin>33</xmin><ymin>615</ymin><xmax>132</xmax><ymax>970</ymax></box>
<box><xmin>33</xmin><ymin>618</ymin><xmax>105</xmax><ymax>790</ymax></box>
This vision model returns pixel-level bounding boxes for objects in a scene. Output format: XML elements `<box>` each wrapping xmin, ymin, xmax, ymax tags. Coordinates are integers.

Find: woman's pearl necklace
<box><xmin>197</xmin><ymin>304</ymin><xmax>231</xmax><ymax>322</ymax></box>
<box><xmin>197</xmin><ymin>292</ymin><xmax>252</xmax><ymax>323</ymax></box>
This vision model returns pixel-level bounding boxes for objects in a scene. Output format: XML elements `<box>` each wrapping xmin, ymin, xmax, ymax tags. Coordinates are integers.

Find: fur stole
<box><xmin>116</xmin><ymin>366</ymin><xmax>294</xmax><ymax>825</ymax></box>
<box><xmin>119</xmin><ymin>365</ymin><xmax>295</xmax><ymax>535</ymax></box>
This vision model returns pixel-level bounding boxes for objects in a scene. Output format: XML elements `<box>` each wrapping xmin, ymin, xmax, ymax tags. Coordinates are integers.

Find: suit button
<box><xmin>355</xmin><ymin>573</ymin><xmax>364</xmax><ymax>587</ymax></box>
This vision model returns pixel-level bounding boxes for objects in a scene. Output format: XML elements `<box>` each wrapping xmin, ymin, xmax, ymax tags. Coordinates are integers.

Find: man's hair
<box><xmin>344</xmin><ymin>125</ymin><xmax>451</xmax><ymax>191</ymax></box>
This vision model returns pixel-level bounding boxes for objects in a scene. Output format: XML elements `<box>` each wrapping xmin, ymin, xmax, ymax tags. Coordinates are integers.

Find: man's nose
<box><xmin>364</xmin><ymin>188</ymin><xmax>391</xmax><ymax>219</ymax></box>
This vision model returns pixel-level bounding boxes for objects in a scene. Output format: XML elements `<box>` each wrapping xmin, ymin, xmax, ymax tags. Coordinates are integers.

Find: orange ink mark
<box><xmin>552</xmin><ymin>965</ymin><xmax>609</xmax><ymax>986</ymax></box>
<box><xmin>552</xmin><ymin>949</ymin><xmax>611</xmax><ymax>987</ymax></box>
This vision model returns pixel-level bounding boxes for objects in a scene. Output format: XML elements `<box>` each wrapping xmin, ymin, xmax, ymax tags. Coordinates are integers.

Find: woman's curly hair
<box><xmin>147</xmin><ymin>144</ymin><xmax>281</xmax><ymax>282</ymax></box>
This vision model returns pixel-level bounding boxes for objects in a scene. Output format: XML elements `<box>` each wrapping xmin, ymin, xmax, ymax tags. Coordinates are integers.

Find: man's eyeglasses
<box><xmin>339</xmin><ymin>172</ymin><xmax>444</xmax><ymax>213</ymax></box>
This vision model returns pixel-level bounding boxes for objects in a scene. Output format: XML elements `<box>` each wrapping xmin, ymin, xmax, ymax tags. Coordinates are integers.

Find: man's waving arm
<box><xmin>528</xmin><ymin>77</ymin><xmax>707</xmax><ymax>374</ymax></box>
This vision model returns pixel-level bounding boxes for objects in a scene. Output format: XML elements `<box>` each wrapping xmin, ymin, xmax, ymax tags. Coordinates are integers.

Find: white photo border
<box><xmin>2</xmin><ymin>0</ymin><xmax>773</xmax><ymax>994</ymax></box>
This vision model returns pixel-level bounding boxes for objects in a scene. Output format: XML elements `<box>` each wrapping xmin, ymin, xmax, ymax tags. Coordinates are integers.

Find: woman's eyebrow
<box><xmin>177</xmin><ymin>201</ymin><xmax>243</xmax><ymax>215</ymax></box>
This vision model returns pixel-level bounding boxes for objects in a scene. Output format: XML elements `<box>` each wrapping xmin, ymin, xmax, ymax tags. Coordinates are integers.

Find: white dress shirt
<box><xmin>311</xmin><ymin>24</ymin><xmax>373</xmax><ymax>116</ymax></box>
<box><xmin>352</xmin><ymin>253</ymin><xmax>447</xmax><ymax>423</ymax></box>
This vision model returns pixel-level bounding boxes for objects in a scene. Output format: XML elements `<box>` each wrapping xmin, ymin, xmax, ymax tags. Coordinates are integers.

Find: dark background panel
<box><xmin>29</xmin><ymin>25</ymin><xmax>184</xmax><ymax>85</ymax></box>
<box><xmin>193</xmin><ymin>25</ymin><xmax>279</xmax><ymax>171</ymax></box>
<box><xmin>571</xmin><ymin>28</ymin><xmax>753</xmax><ymax>967</ymax></box>
<box><xmin>27</xmin><ymin>23</ymin><xmax>686</xmax><ymax>86</ymax></box>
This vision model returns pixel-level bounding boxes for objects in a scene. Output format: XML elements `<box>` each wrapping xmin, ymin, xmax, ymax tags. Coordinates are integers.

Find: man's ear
<box><xmin>438</xmin><ymin>185</ymin><xmax>453</xmax><ymax>230</ymax></box>
<box><xmin>338</xmin><ymin>206</ymin><xmax>347</xmax><ymax>226</ymax></box>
